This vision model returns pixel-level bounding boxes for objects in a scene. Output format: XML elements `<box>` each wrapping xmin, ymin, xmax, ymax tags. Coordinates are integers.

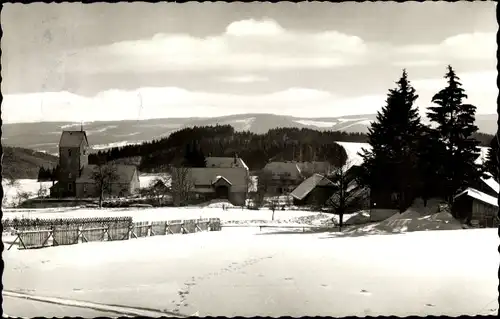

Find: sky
<box><xmin>1</xmin><ymin>2</ymin><xmax>497</xmax><ymax>123</ymax></box>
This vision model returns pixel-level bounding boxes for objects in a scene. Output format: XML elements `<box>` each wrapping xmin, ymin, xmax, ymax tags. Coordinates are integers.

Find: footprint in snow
<box><xmin>425</xmin><ymin>303</ymin><xmax>435</xmax><ymax>307</ymax></box>
<box><xmin>284</xmin><ymin>277</ymin><xmax>293</xmax><ymax>281</ymax></box>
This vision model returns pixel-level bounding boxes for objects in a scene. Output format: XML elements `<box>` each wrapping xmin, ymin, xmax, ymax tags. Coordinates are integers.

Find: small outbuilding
<box><xmin>453</xmin><ymin>187</ymin><xmax>498</xmax><ymax>228</ymax></box>
<box><xmin>290</xmin><ymin>173</ymin><xmax>336</xmax><ymax>206</ymax></box>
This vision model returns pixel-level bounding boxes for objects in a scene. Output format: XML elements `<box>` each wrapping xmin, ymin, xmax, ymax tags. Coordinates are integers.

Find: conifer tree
<box><xmin>484</xmin><ymin>145</ymin><xmax>498</xmax><ymax>181</ymax></box>
<box><xmin>426</xmin><ymin>65</ymin><xmax>483</xmax><ymax>203</ymax></box>
<box><xmin>359</xmin><ymin>69</ymin><xmax>423</xmax><ymax>212</ymax></box>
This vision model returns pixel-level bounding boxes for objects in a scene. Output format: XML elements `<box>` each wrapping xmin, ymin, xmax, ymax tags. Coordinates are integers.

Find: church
<box><xmin>49</xmin><ymin>129</ymin><xmax>140</xmax><ymax>199</ymax></box>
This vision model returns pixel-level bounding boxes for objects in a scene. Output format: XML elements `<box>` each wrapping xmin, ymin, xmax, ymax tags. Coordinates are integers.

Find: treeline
<box><xmin>357</xmin><ymin>66</ymin><xmax>497</xmax><ymax>214</ymax></box>
<box><xmin>37</xmin><ymin>165</ymin><xmax>59</xmax><ymax>182</ymax></box>
<box><xmin>88</xmin><ymin>127</ymin><xmax>362</xmax><ymax>172</ymax></box>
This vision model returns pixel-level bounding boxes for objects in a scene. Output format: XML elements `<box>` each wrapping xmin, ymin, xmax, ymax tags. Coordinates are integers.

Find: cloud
<box><xmin>225</xmin><ymin>19</ymin><xmax>285</xmax><ymax>37</ymax></box>
<box><xmin>3</xmin><ymin>71</ymin><xmax>496</xmax><ymax>124</ymax></box>
<box><xmin>216</xmin><ymin>75</ymin><xmax>269</xmax><ymax>83</ymax></box>
<box><xmin>63</xmin><ymin>19</ymin><xmax>368</xmax><ymax>74</ymax></box>
<box><xmin>393</xmin><ymin>32</ymin><xmax>495</xmax><ymax>62</ymax></box>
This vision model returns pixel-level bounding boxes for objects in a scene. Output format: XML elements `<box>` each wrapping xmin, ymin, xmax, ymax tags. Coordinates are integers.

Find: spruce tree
<box><xmin>426</xmin><ymin>65</ymin><xmax>483</xmax><ymax>203</ymax></box>
<box><xmin>484</xmin><ymin>146</ymin><xmax>498</xmax><ymax>181</ymax></box>
<box><xmin>359</xmin><ymin>69</ymin><xmax>423</xmax><ymax>212</ymax></box>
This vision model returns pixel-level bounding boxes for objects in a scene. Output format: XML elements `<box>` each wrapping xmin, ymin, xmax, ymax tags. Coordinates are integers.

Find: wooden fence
<box><xmin>7</xmin><ymin>218</ymin><xmax>222</xmax><ymax>250</ymax></box>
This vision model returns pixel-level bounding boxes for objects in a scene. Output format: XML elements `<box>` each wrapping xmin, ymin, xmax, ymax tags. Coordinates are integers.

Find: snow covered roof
<box><xmin>297</xmin><ymin>161</ymin><xmax>332</xmax><ymax>175</ymax></box>
<box><xmin>263</xmin><ymin>162</ymin><xmax>303</xmax><ymax>180</ymax></box>
<box><xmin>205</xmin><ymin>157</ymin><xmax>249</xmax><ymax>170</ymax></box>
<box><xmin>454</xmin><ymin>187</ymin><xmax>498</xmax><ymax>207</ymax></box>
<box><xmin>290</xmin><ymin>174</ymin><xmax>334</xmax><ymax>200</ymax></box>
<box><xmin>76</xmin><ymin>164</ymin><xmax>138</xmax><ymax>184</ymax></box>
<box><xmin>334</xmin><ymin>141</ymin><xmax>370</xmax><ymax>169</ymax></box>
<box><xmin>474</xmin><ymin>147</ymin><xmax>490</xmax><ymax>165</ymax></box>
<box><xmin>481</xmin><ymin>173</ymin><xmax>499</xmax><ymax>194</ymax></box>
<box><xmin>212</xmin><ymin>176</ymin><xmax>232</xmax><ymax>186</ymax></box>
<box><xmin>188</xmin><ymin>167</ymin><xmax>247</xmax><ymax>188</ymax></box>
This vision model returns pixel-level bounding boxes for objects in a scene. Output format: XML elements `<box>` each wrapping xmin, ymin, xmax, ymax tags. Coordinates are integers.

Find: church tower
<box><xmin>58</xmin><ymin>129</ymin><xmax>89</xmax><ymax>196</ymax></box>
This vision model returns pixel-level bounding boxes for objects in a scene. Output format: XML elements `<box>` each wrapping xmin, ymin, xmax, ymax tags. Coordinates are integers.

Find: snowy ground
<box><xmin>2</xmin><ymin>180</ymin><xmax>54</xmax><ymax>206</ymax></box>
<box><xmin>3</xmin><ymin>226</ymin><xmax>498</xmax><ymax>317</ymax></box>
<box><xmin>2</xmin><ymin>206</ymin><xmax>325</xmax><ymax>225</ymax></box>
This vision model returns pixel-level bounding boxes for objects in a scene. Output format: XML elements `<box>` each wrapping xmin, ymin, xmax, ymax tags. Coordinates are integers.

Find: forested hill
<box><xmin>3</xmin><ymin>146</ymin><xmax>58</xmax><ymax>179</ymax></box>
<box><xmin>88</xmin><ymin>125</ymin><xmax>365</xmax><ymax>172</ymax></box>
<box><xmin>88</xmin><ymin>125</ymin><xmax>495</xmax><ymax>173</ymax></box>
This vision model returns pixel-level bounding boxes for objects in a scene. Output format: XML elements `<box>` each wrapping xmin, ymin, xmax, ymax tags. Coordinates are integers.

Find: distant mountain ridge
<box><xmin>2</xmin><ymin>113</ymin><xmax>497</xmax><ymax>155</ymax></box>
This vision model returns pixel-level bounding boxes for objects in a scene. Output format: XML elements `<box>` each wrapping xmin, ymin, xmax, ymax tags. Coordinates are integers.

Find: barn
<box><xmin>290</xmin><ymin>174</ymin><xmax>336</xmax><ymax>206</ymax></box>
<box><xmin>75</xmin><ymin>164</ymin><xmax>140</xmax><ymax>198</ymax></box>
<box><xmin>184</xmin><ymin>156</ymin><xmax>250</xmax><ymax>206</ymax></box>
<box><xmin>453</xmin><ymin>188</ymin><xmax>498</xmax><ymax>228</ymax></box>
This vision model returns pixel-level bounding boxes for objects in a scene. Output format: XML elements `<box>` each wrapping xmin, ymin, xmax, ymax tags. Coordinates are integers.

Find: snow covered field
<box><xmin>2</xmin><ymin>206</ymin><xmax>323</xmax><ymax>225</ymax></box>
<box><xmin>3</xmin><ymin>226</ymin><xmax>498</xmax><ymax>317</ymax></box>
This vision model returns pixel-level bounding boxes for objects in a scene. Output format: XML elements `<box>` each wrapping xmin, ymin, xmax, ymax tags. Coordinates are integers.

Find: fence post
<box><xmin>76</xmin><ymin>227</ymin><xmax>82</xmax><ymax>244</ymax></box>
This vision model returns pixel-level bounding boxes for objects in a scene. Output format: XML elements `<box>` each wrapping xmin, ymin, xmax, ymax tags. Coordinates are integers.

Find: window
<box><xmin>69</xmin><ymin>173</ymin><xmax>72</xmax><ymax>179</ymax></box>
<box><xmin>83</xmin><ymin>184</ymin><xmax>87</xmax><ymax>192</ymax></box>
<box><xmin>68</xmin><ymin>183</ymin><xmax>72</xmax><ymax>191</ymax></box>
<box><xmin>68</xmin><ymin>149</ymin><xmax>72</xmax><ymax>157</ymax></box>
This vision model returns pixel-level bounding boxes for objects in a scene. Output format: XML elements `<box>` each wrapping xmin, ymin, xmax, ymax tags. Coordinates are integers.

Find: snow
<box><xmin>2</xmin><ymin>180</ymin><xmax>53</xmax><ymax>207</ymax></box>
<box><xmin>294</xmin><ymin>120</ymin><xmax>337</xmax><ymax>128</ymax></box>
<box><xmin>92</xmin><ymin>141</ymin><xmax>143</xmax><ymax>150</ymax></box>
<box><xmin>455</xmin><ymin>188</ymin><xmax>498</xmax><ymax>207</ymax></box>
<box><xmin>3</xmin><ymin>225</ymin><xmax>497</xmax><ymax>317</ymax></box>
<box><xmin>481</xmin><ymin>173</ymin><xmax>499</xmax><ymax>194</ymax></box>
<box><xmin>474</xmin><ymin>146</ymin><xmax>490</xmax><ymax>165</ymax></box>
<box><xmin>336</xmin><ymin>120</ymin><xmax>372</xmax><ymax>131</ymax></box>
<box><xmin>337</xmin><ymin>117</ymin><xmax>368</xmax><ymax>123</ymax></box>
<box><xmin>139</xmin><ymin>174</ymin><xmax>170</xmax><ymax>188</ymax></box>
<box><xmin>335</xmin><ymin>141</ymin><xmax>371</xmax><ymax>168</ymax></box>
<box><xmin>2</xmin><ymin>206</ymin><xmax>320</xmax><ymax>224</ymax></box>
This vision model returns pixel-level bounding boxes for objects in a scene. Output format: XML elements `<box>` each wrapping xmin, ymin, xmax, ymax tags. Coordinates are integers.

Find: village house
<box><xmin>290</xmin><ymin>173</ymin><xmax>337</xmax><ymax>206</ymax></box>
<box><xmin>262</xmin><ymin>161</ymin><xmax>304</xmax><ymax>194</ymax></box>
<box><xmin>452</xmin><ymin>173</ymin><xmax>499</xmax><ymax>228</ymax></box>
<box><xmin>186</xmin><ymin>155</ymin><xmax>250</xmax><ymax>206</ymax></box>
<box><xmin>50</xmin><ymin>129</ymin><xmax>140</xmax><ymax>199</ymax></box>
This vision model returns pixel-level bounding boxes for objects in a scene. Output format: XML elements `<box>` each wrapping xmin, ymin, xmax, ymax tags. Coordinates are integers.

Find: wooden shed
<box><xmin>453</xmin><ymin>188</ymin><xmax>498</xmax><ymax>228</ymax></box>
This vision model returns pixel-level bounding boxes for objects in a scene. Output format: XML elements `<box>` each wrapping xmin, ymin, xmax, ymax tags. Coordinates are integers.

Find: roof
<box><xmin>327</xmin><ymin>183</ymin><xmax>369</xmax><ymax>207</ymax></box>
<box><xmin>76</xmin><ymin>164</ymin><xmax>138</xmax><ymax>184</ymax></box>
<box><xmin>290</xmin><ymin>174</ymin><xmax>334</xmax><ymax>200</ymax></box>
<box><xmin>481</xmin><ymin>173</ymin><xmax>499</xmax><ymax>194</ymax></box>
<box><xmin>59</xmin><ymin>131</ymin><xmax>89</xmax><ymax>148</ymax></box>
<box><xmin>474</xmin><ymin>146</ymin><xmax>490</xmax><ymax>165</ymax></box>
<box><xmin>205</xmin><ymin>157</ymin><xmax>249</xmax><ymax>170</ymax></box>
<box><xmin>454</xmin><ymin>187</ymin><xmax>498</xmax><ymax>207</ymax></box>
<box><xmin>189</xmin><ymin>167</ymin><xmax>247</xmax><ymax>187</ymax></box>
<box><xmin>213</xmin><ymin>176</ymin><xmax>232</xmax><ymax>186</ymax></box>
<box><xmin>334</xmin><ymin>141</ymin><xmax>370</xmax><ymax>169</ymax></box>
<box><xmin>263</xmin><ymin>162</ymin><xmax>303</xmax><ymax>179</ymax></box>
<box><xmin>297</xmin><ymin>161</ymin><xmax>332</xmax><ymax>175</ymax></box>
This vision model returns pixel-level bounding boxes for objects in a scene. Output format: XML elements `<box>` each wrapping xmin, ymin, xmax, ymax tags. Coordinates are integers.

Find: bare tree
<box><xmin>91</xmin><ymin>163</ymin><xmax>119</xmax><ymax>208</ymax></box>
<box><xmin>37</xmin><ymin>183</ymin><xmax>48</xmax><ymax>205</ymax></box>
<box><xmin>14</xmin><ymin>190</ymin><xmax>33</xmax><ymax>207</ymax></box>
<box><xmin>170</xmin><ymin>166</ymin><xmax>194</xmax><ymax>206</ymax></box>
<box><xmin>146</xmin><ymin>173</ymin><xmax>172</xmax><ymax>206</ymax></box>
<box><xmin>325</xmin><ymin>160</ymin><xmax>368</xmax><ymax>231</ymax></box>
<box><xmin>254</xmin><ymin>170</ymin><xmax>273</xmax><ymax>209</ymax></box>
<box><xmin>3</xmin><ymin>175</ymin><xmax>20</xmax><ymax>207</ymax></box>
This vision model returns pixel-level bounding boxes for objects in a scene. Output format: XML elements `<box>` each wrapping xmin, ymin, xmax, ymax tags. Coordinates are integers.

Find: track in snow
<box><xmin>3</xmin><ymin>290</ymin><xmax>190</xmax><ymax>318</ymax></box>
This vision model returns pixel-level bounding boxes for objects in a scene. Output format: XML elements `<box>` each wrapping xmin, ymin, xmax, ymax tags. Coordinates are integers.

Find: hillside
<box><xmin>2</xmin><ymin>146</ymin><xmax>58</xmax><ymax>179</ymax></box>
<box><xmin>2</xmin><ymin>113</ymin><xmax>497</xmax><ymax>155</ymax></box>
<box><xmin>89</xmin><ymin>125</ymin><xmax>354</xmax><ymax>172</ymax></box>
